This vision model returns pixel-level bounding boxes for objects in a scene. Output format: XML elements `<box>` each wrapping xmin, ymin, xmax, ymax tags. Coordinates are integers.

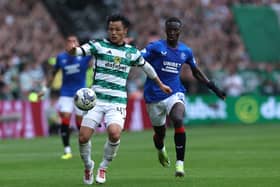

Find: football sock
<box><xmin>153</xmin><ymin>126</ymin><xmax>166</xmax><ymax>150</ymax></box>
<box><xmin>174</xmin><ymin>127</ymin><xmax>186</xmax><ymax>161</ymax></box>
<box><xmin>64</xmin><ymin>146</ymin><xmax>71</xmax><ymax>154</ymax></box>
<box><xmin>100</xmin><ymin>139</ymin><xmax>120</xmax><ymax>168</ymax></box>
<box><xmin>61</xmin><ymin>124</ymin><xmax>70</xmax><ymax>148</ymax></box>
<box><xmin>79</xmin><ymin>141</ymin><xmax>92</xmax><ymax>169</ymax></box>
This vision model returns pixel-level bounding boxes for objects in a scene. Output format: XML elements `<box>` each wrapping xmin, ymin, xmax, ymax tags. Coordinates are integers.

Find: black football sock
<box><xmin>61</xmin><ymin>125</ymin><xmax>70</xmax><ymax>148</ymax></box>
<box><xmin>174</xmin><ymin>132</ymin><xmax>186</xmax><ymax>161</ymax></box>
<box><xmin>153</xmin><ymin>126</ymin><xmax>166</xmax><ymax>150</ymax></box>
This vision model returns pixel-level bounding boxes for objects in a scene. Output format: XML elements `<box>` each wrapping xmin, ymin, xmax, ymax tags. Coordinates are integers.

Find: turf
<box><xmin>1</xmin><ymin>124</ymin><xmax>280</xmax><ymax>187</ymax></box>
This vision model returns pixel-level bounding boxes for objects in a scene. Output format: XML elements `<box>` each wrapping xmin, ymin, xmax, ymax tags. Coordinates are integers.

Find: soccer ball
<box><xmin>74</xmin><ymin>88</ymin><xmax>97</xmax><ymax>111</ymax></box>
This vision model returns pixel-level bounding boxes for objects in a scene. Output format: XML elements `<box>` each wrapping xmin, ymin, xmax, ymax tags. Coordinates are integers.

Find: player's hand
<box><xmin>66</xmin><ymin>43</ymin><xmax>77</xmax><ymax>55</ymax></box>
<box><xmin>215</xmin><ymin>88</ymin><xmax>226</xmax><ymax>100</ymax></box>
<box><xmin>37</xmin><ymin>85</ymin><xmax>48</xmax><ymax>100</ymax></box>
<box><xmin>207</xmin><ymin>81</ymin><xmax>226</xmax><ymax>100</ymax></box>
<box><xmin>37</xmin><ymin>91</ymin><xmax>45</xmax><ymax>100</ymax></box>
<box><xmin>160</xmin><ymin>84</ymin><xmax>173</xmax><ymax>94</ymax></box>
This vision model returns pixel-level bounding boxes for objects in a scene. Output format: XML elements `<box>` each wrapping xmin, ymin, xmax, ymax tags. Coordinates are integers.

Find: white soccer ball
<box><xmin>74</xmin><ymin>88</ymin><xmax>97</xmax><ymax>111</ymax></box>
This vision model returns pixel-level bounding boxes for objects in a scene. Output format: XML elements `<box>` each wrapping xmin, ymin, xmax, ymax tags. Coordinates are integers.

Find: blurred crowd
<box><xmin>123</xmin><ymin>0</ymin><xmax>280</xmax><ymax>96</ymax></box>
<box><xmin>1</xmin><ymin>0</ymin><xmax>280</xmax><ymax>100</ymax></box>
<box><xmin>0</xmin><ymin>0</ymin><xmax>64</xmax><ymax>100</ymax></box>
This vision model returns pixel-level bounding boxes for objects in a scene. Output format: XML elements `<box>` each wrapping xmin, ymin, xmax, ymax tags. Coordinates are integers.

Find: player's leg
<box><xmin>168</xmin><ymin>93</ymin><xmax>186</xmax><ymax>177</ymax></box>
<box><xmin>59</xmin><ymin>112</ymin><xmax>72</xmax><ymax>159</ymax></box>
<box><xmin>57</xmin><ymin>96</ymin><xmax>74</xmax><ymax>159</ymax></box>
<box><xmin>147</xmin><ymin>102</ymin><xmax>170</xmax><ymax>167</ymax></box>
<box><xmin>74</xmin><ymin>106</ymin><xmax>84</xmax><ymax>130</ymax></box>
<box><xmin>96</xmin><ymin>105</ymin><xmax>124</xmax><ymax>184</ymax></box>
<box><xmin>153</xmin><ymin>126</ymin><xmax>170</xmax><ymax>167</ymax></box>
<box><xmin>79</xmin><ymin>126</ymin><xmax>95</xmax><ymax>184</ymax></box>
<box><xmin>79</xmin><ymin>106</ymin><xmax>103</xmax><ymax>185</ymax></box>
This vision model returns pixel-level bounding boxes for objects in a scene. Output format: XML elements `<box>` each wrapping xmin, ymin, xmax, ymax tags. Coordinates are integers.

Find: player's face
<box><xmin>107</xmin><ymin>21</ymin><xmax>127</xmax><ymax>45</ymax></box>
<box><xmin>165</xmin><ymin>22</ymin><xmax>181</xmax><ymax>43</ymax></box>
<box><xmin>66</xmin><ymin>36</ymin><xmax>79</xmax><ymax>51</ymax></box>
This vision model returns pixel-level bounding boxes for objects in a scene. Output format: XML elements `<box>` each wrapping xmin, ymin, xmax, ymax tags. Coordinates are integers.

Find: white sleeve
<box><xmin>141</xmin><ymin>61</ymin><xmax>157</xmax><ymax>79</ymax></box>
<box><xmin>75</xmin><ymin>43</ymin><xmax>92</xmax><ymax>56</ymax></box>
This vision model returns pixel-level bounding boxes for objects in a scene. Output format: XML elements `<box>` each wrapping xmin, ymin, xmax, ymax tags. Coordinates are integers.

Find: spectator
<box><xmin>223</xmin><ymin>64</ymin><xmax>244</xmax><ymax>97</ymax></box>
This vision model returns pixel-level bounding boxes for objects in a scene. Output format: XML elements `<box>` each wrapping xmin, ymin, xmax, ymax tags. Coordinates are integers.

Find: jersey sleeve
<box><xmin>132</xmin><ymin>49</ymin><xmax>145</xmax><ymax>66</ymax></box>
<box><xmin>141</xmin><ymin>42</ymin><xmax>156</xmax><ymax>63</ymax></box>
<box><xmin>78</xmin><ymin>40</ymin><xmax>98</xmax><ymax>56</ymax></box>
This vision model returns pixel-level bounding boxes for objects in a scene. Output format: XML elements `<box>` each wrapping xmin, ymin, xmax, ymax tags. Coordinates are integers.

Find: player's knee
<box><xmin>108</xmin><ymin>131</ymin><xmax>120</xmax><ymax>143</ymax></box>
<box><xmin>79</xmin><ymin>133</ymin><xmax>90</xmax><ymax>144</ymax></box>
<box><xmin>107</xmin><ymin>124</ymin><xmax>122</xmax><ymax>142</ymax></box>
<box><xmin>172</xmin><ymin>116</ymin><xmax>184</xmax><ymax>128</ymax></box>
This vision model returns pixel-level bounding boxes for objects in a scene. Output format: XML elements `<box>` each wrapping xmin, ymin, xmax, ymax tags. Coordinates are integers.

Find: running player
<box><xmin>142</xmin><ymin>17</ymin><xmax>226</xmax><ymax>177</ymax></box>
<box><xmin>67</xmin><ymin>14</ymin><xmax>172</xmax><ymax>184</ymax></box>
<box><xmin>41</xmin><ymin>35</ymin><xmax>92</xmax><ymax>159</ymax></box>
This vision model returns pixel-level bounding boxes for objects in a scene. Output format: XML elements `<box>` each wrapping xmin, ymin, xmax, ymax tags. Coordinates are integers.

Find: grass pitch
<box><xmin>1</xmin><ymin>124</ymin><xmax>280</xmax><ymax>187</ymax></box>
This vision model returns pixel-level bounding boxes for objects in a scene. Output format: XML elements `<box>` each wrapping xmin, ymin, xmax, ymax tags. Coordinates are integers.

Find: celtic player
<box><xmin>68</xmin><ymin>14</ymin><xmax>172</xmax><ymax>184</ymax></box>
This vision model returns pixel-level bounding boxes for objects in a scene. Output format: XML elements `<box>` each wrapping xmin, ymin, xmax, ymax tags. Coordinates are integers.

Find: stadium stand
<box><xmin>42</xmin><ymin>0</ymin><xmax>120</xmax><ymax>42</ymax></box>
<box><xmin>1</xmin><ymin>0</ymin><xmax>280</xmax><ymax>101</ymax></box>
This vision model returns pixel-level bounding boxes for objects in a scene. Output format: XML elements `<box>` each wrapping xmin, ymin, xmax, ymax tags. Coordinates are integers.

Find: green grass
<box><xmin>1</xmin><ymin>124</ymin><xmax>280</xmax><ymax>187</ymax></box>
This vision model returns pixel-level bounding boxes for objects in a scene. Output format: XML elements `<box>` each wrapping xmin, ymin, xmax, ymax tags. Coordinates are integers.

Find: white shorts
<box><xmin>81</xmin><ymin>100</ymin><xmax>126</xmax><ymax>130</ymax></box>
<box><xmin>146</xmin><ymin>92</ymin><xmax>185</xmax><ymax>126</ymax></box>
<box><xmin>57</xmin><ymin>96</ymin><xmax>84</xmax><ymax>116</ymax></box>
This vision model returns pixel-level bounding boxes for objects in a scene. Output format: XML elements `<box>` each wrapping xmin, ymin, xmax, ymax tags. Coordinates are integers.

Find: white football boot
<box><xmin>83</xmin><ymin>160</ymin><xmax>94</xmax><ymax>184</ymax></box>
<box><xmin>95</xmin><ymin>167</ymin><xmax>107</xmax><ymax>184</ymax></box>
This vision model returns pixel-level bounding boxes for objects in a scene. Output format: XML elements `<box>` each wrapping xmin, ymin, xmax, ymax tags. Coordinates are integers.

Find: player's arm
<box><xmin>68</xmin><ymin>42</ymin><xmax>94</xmax><ymax>56</ymax></box>
<box><xmin>38</xmin><ymin>67</ymin><xmax>59</xmax><ymax>99</ymax></box>
<box><xmin>191</xmin><ymin>66</ymin><xmax>226</xmax><ymax>100</ymax></box>
<box><xmin>140</xmin><ymin>61</ymin><xmax>172</xmax><ymax>94</ymax></box>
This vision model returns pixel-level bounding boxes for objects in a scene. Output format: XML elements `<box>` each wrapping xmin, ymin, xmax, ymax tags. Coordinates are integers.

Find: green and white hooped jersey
<box><xmin>79</xmin><ymin>39</ymin><xmax>145</xmax><ymax>105</ymax></box>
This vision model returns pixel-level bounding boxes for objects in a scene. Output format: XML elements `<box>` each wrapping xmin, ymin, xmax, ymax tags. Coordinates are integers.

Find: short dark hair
<box><xmin>106</xmin><ymin>14</ymin><xmax>130</xmax><ymax>29</ymax></box>
<box><xmin>165</xmin><ymin>17</ymin><xmax>182</xmax><ymax>27</ymax></box>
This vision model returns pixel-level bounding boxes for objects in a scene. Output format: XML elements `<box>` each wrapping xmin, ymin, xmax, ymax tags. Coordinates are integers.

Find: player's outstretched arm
<box><xmin>191</xmin><ymin>66</ymin><xmax>226</xmax><ymax>100</ymax></box>
<box><xmin>206</xmin><ymin>81</ymin><xmax>226</xmax><ymax>100</ymax></box>
<box><xmin>141</xmin><ymin>61</ymin><xmax>172</xmax><ymax>94</ymax></box>
<box><xmin>67</xmin><ymin>43</ymin><xmax>90</xmax><ymax>56</ymax></box>
<box><xmin>37</xmin><ymin>68</ymin><xmax>59</xmax><ymax>100</ymax></box>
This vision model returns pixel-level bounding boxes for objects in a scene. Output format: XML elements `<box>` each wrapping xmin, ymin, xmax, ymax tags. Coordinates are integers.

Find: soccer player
<box><xmin>67</xmin><ymin>14</ymin><xmax>172</xmax><ymax>184</ymax></box>
<box><xmin>141</xmin><ymin>17</ymin><xmax>226</xmax><ymax>177</ymax></box>
<box><xmin>40</xmin><ymin>35</ymin><xmax>92</xmax><ymax>159</ymax></box>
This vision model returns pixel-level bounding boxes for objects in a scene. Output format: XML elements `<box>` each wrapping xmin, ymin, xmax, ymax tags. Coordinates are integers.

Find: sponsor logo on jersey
<box><xmin>65</xmin><ymin>64</ymin><xmax>80</xmax><ymax>74</ymax></box>
<box><xmin>105</xmin><ymin>62</ymin><xmax>127</xmax><ymax>71</ymax></box>
<box><xmin>162</xmin><ymin>61</ymin><xmax>181</xmax><ymax>73</ymax></box>
<box><xmin>114</xmin><ymin>56</ymin><xmax>121</xmax><ymax>64</ymax></box>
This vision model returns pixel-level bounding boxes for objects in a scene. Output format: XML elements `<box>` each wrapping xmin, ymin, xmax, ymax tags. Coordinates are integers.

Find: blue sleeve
<box><xmin>141</xmin><ymin>42</ymin><xmax>157</xmax><ymax>63</ymax></box>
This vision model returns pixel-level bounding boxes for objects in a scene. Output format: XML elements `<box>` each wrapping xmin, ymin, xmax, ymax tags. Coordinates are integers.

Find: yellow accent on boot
<box><xmin>175</xmin><ymin>163</ymin><xmax>185</xmax><ymax>177</ymax></box>
<box><xmin>158</xmin><ymin>149</ymin><xmax>170</xmax><ymax>167</ymax></box>
<box><xmin>61</xmin><ymin>153</ymin><xmax>73</xmax><ymax>160</ymax></box>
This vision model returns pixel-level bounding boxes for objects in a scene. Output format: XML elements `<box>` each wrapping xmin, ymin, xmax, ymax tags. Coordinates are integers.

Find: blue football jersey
<box><xmin>142</xmin><ymin>40</ymin><xmax>197</xmax><ymax>103</ymax></box>
<box><xmin>55</xmin><ymin>52</ymin><xmax>92</xmax><ymax>97</ymax></box>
